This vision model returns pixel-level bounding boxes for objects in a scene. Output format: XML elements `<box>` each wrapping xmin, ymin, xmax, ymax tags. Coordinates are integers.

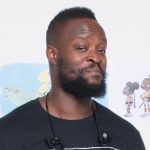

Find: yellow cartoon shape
<box><xmin>37</xmin><ymin>70</ymin><xmax>50</xmax><ymax>95</ymax></box>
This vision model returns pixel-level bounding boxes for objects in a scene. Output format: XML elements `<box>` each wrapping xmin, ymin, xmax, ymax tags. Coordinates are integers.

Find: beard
<box><xmin>57</xmin><ymin>59</ymin><xmax>107</xmax><ymax>99</ymax></box>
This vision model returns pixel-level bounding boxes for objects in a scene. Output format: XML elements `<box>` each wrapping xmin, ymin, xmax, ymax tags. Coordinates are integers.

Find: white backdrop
<box><xmin>0</xmin><ymin>0</ymin><xmax>150</xmax><ymax>149</ymax></box>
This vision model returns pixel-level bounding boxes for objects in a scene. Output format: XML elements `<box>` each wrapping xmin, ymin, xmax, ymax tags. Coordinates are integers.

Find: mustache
<box><xmin>79</xmin><ymin>63</ymin><xmax>105</xmax><ymax>76</ymax></box>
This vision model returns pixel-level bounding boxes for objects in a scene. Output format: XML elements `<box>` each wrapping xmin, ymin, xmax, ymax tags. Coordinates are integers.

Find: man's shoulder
<box><xmin>96</xmin><ymin>102</ymin><xmax>142</xmax><ymax>139</ymax></box>
<box><xmin>0</xmin><ymin>98</ymin><xmax>39</xmax><ymax>130</ymax></box>
<box><xmin>95</xmin><ymin>102</ymin><xmax>145</xmax><ymax>149</ymax></box>
<box><xmin>95</xmin><ymin>102</ymin><xmax>138</xmax><ymax>131</ymax></box>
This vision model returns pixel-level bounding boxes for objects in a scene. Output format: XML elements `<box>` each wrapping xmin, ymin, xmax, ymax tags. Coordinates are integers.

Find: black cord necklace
<box><xmin>45</xmin><ymin>94</ymin><xmax>111</xmax><ymax>150</ymax></box>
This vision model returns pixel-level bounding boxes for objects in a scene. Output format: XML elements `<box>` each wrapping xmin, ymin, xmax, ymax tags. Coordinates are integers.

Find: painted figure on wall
<box><xmin>123</xmin><ymin>82</ymin><xmax>139</xmax><ymax>117</ymax></box>
<box><xmin>139</xmin><ymin>76</ymin><xmax>150</xmax><ymax>117</ymax></box>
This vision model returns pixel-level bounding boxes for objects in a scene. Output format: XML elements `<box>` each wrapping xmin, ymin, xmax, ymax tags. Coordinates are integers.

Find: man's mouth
<box><xmin>81</xmin><ymin>65</ymin><xmax>104</xmax><ymax>78</ymax></box>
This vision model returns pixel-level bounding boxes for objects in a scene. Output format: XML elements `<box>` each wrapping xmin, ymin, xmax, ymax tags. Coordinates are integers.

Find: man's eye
<box><xmin>77</xmin><ymin>47</ymin><xmax>87</xmax><ymax>51</ymax></box>
<box><xmin>97</xmin><ymin>49</ymin><xmax>106</xmax><ymax>54</ymax></box>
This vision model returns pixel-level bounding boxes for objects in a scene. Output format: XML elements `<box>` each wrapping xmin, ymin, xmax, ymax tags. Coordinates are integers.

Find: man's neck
<box><xmin>40</xmin><ymin>89</ymin><xmax>94</xmax><ymax>120</ymax></box>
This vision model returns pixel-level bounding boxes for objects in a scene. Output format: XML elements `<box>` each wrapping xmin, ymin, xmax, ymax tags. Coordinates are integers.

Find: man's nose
<box><xmin>86</xmin><ymin>50</ymin><xmax>101</xmax><ymax>63</ymax></box>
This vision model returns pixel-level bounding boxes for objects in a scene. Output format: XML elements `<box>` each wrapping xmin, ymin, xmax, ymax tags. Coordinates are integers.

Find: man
<box><xmin>0</xmin><ymin>7</ymin><xmax>145</xmax><ymax>150</ymax></box>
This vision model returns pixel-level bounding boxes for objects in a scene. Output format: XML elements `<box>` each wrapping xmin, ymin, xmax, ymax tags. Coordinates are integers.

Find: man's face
<box><xmin>54</xmin><ymin>18</ymin><xmax>107</xmax><ymax>98</ymax></box>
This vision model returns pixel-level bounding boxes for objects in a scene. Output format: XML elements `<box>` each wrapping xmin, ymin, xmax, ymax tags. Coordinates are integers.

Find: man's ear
<box><xmin>46</xmin><ymin>45</ymin><xmax>57</xmax><ymax>64</ymax></box>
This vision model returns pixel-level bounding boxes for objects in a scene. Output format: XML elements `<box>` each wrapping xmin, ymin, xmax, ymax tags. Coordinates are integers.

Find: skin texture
<box><xmin>40</xmin><ymin>18</ymin><xmax>107</xmax><ymax>120</ymax></box>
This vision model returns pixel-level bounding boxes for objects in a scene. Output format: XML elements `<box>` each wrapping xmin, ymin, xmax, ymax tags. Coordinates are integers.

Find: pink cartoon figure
<box><xmin>123</xmin><ymin>82</ymin><xmax>139</xmax><ymax>117</ymax></box>
<box><xmin>139</xmin><ymin>76</ymin><xmax>150</xmax><ymax>117</ymax></box>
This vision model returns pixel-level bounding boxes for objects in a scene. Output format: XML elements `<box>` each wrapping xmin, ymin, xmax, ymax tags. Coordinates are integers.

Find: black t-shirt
<box><xmin>0</xmin><ymin>99</ymin><xmax>145</xmax><ymax>150</ymax></box>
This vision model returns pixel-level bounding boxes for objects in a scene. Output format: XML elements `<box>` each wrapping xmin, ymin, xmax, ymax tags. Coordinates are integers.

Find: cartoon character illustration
<box><xmin>37</xmin><ymin>69</ymin><xmax>51</xmax><ymax>96</ymax></box>
<box><xmin>123</xmin><ymin>82</ymin><xmax>139</xmax><ymax>117</ymax></box>
<box><xmin>139</xmin><ymin>76</ymin><xmax>150</xmax><ymax>117</ymax></box>
<box><xmin>3</xmin><ymin>70</ymin><xmax>51</xmax><ymax>106</ymax></box>
<box><xmin>4</xmin><ymin>85</ymin><xmax>40</xmax><ymax>106</ymax></box>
